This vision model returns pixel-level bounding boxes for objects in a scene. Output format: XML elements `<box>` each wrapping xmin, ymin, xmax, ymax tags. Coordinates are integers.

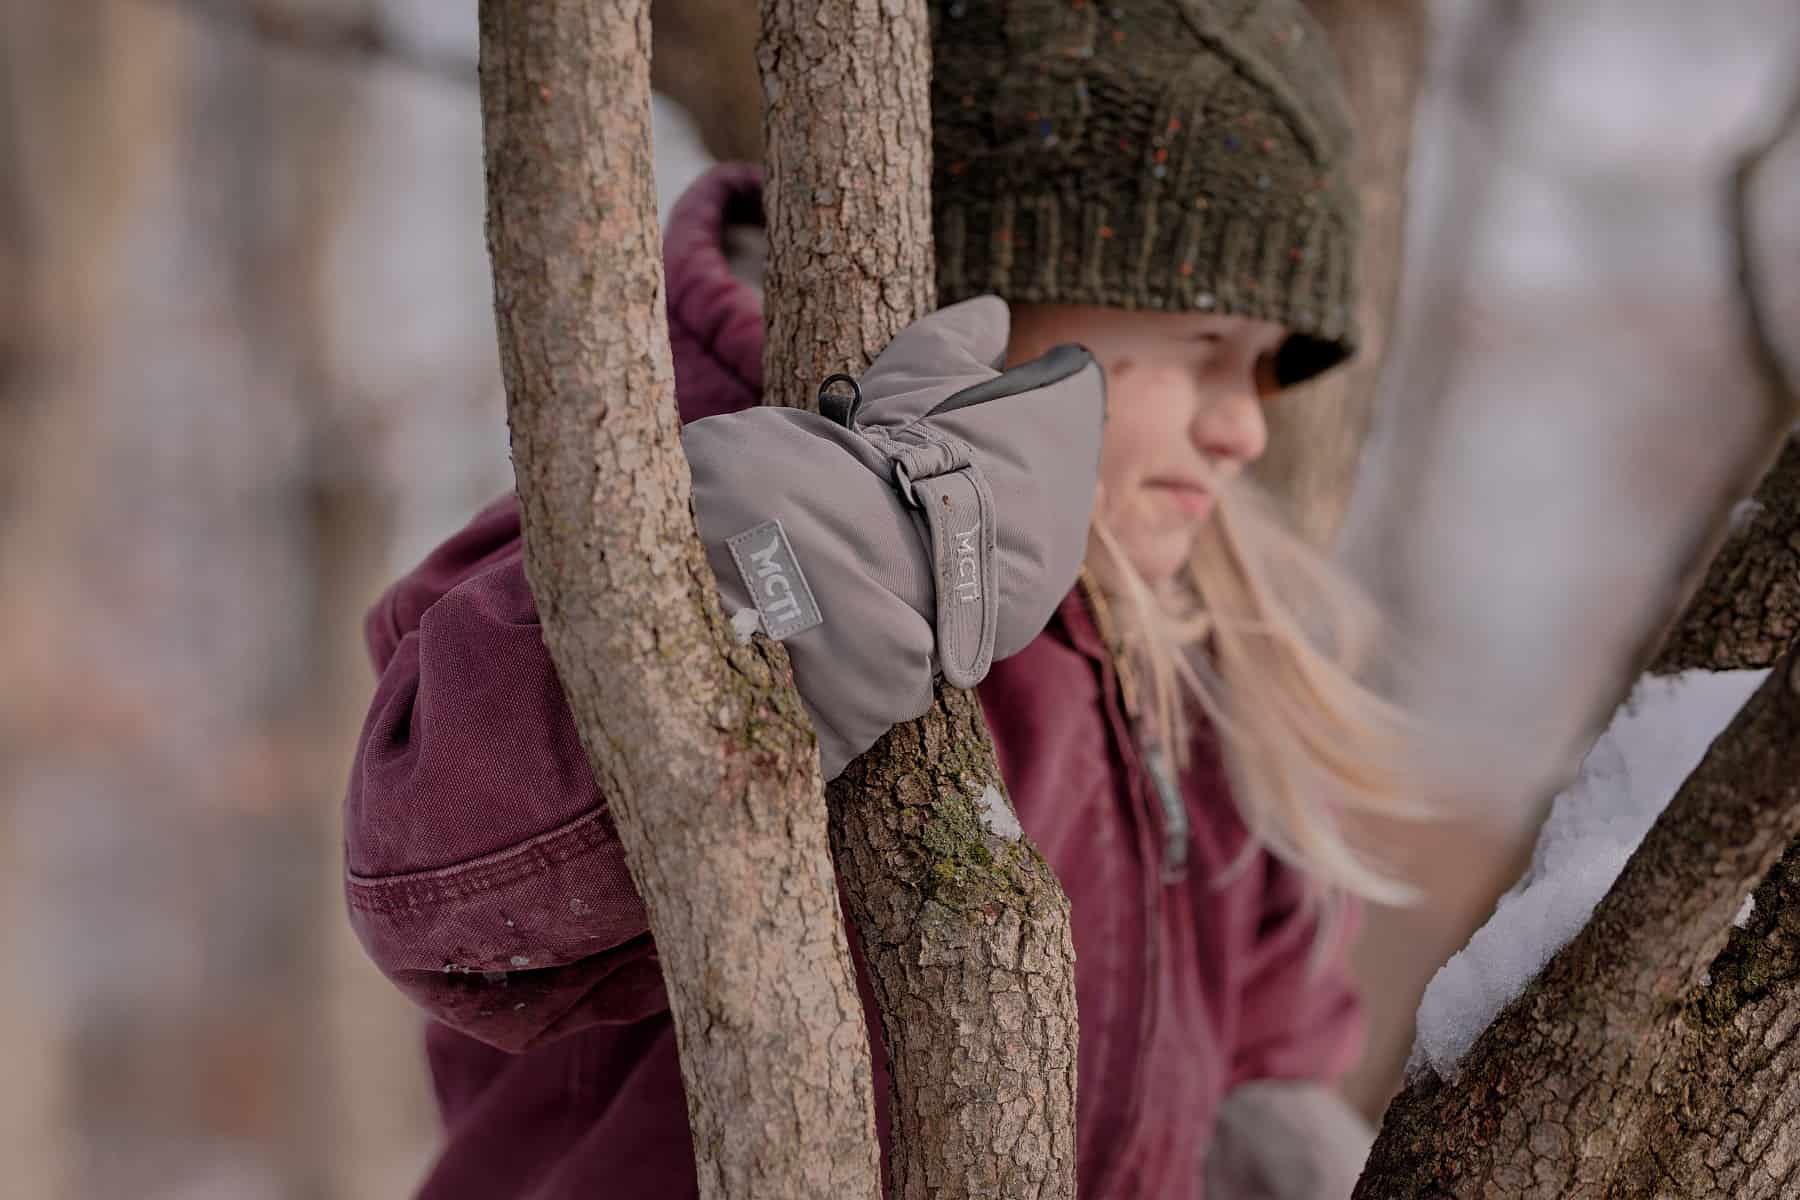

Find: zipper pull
<box><xmin>1145</xmin><ymin>745</ymin><xmax>1189</xmax><ymax>884</ymax></box>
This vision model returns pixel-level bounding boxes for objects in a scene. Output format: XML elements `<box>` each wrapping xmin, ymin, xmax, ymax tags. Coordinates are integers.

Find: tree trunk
<box><xmin>1353</xmin><ymin>72</ymin><xmax>1800</xmax><ymax>1200</ymax></box>
<box><xmin>1356</xmin><ymin>638</ymin><xmax>1800</xmax><ymax>1198</ymax></box>
<box><xmin>1252</xmin><ymin>0</ymin><xmax>1430</xmax><ymax>547</ymax></box>
<box><xmin>1650</xmin><ymin>437</ymin><xmax>1800</xmax><ymax>675</ymax></box>
<box><xmin>477</xmin><ymin>5</ymin><xmax>880</xmax><ymax>1197</ymax></box>
<box><xmin>759</xmin><ymin>3</ymin><xmax>1080</xmax><ymax>1195</ymax></box>
<box><xmin>828</xmin><ymin>712</ymin><xmax>1079</xmax><ymax>1198</ymax></box>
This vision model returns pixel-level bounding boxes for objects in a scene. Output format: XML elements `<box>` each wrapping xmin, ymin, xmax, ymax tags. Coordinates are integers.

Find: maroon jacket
<box><xmin>344</xmin><ymin>164</ymin><xmax>1365</xmax><ymax>1199</ymax></box>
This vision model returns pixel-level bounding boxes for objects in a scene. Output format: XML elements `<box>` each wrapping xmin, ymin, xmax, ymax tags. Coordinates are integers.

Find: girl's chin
<box><xmin>1090</xmin><ymin>535</ymin><xmax>1193</xmax><ymax>596</ymax></box>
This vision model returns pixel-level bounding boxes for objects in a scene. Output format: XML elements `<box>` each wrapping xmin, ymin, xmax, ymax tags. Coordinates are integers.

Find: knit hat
<box><xmin>930</xmin><ymin>0</ymin><xmax>1361</xmax><ymax>386</ymax></box>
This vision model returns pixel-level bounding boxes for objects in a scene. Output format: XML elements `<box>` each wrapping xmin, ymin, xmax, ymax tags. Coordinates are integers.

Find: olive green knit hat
<box><xmin>930</xmin><ymin>0</ymin><xmax>1361</xmax><ymax>386</ymax></box>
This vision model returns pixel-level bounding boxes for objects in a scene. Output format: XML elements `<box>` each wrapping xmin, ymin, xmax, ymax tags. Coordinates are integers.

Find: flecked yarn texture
<box><xmin>930</xmin><ymin>0</ymin><xmax>1362</xmax><ymax>385</ymax></box>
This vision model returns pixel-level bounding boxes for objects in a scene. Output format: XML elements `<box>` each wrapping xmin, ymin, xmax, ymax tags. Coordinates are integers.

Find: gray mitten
<box><xmin>1204</xmin><ymin>1081</ymin><xmax>1376</xmax><ymax>1200</ymax></box>
<box><xmin>682</xmin><ymin>294</ymin><xmax>1106</xmax><ymax>780</ymax></box>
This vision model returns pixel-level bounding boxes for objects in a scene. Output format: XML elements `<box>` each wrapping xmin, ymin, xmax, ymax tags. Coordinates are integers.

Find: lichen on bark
<box><xmin>1688</xmin><ymin>836</ymin><xmax>1800</xmax><ymax>1031</ymax></box>
<box><xmin>827</xmin><ymin>688</ymin><xmax>1079</xmax><ymax>1199</ymax></box>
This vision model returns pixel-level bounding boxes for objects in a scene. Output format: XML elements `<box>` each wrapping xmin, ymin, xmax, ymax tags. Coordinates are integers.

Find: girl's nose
<box><xmin>1191</xmin><ymin>377</ymin><xmax>1268</xmax><ymax>468</ymax></box>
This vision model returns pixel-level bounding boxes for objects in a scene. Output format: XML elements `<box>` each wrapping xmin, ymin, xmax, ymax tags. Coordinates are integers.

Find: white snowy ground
<box><xmin>1405</xmin><ymin>667</ymin><xmax>1771</xmax><ymax>1085</ymax></box>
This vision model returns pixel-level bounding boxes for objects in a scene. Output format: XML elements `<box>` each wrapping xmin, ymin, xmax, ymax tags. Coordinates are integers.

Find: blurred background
<box><xmin>1</xmin><ymin>1</ymin><xmax>1795</xmax><ymax>1196</ymax></box>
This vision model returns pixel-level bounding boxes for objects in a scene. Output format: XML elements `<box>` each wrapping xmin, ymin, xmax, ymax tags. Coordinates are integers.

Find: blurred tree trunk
<box><xmin>1354</xmin><ymin>83</ymin><xmax>1800</xmax><ymax>1199</ymax></box>
<box><xmin>0</xmin><ymin>3</ymin><xmax>452</xmax><ymax>1196</ymax></box>
<box><xmin>0</xmin><ymin>3</ymin><xmax>341</xmax><ymax>1197</ymax></box>
<box><xmin>1245</xmin><ymin>0</ymin><xmax>1449</xmax><ymax>1126</ymax></box>
<box><xmin>1252</xmin><ymin>0</ymin><xmax>1430</xmax><ymax>547</ymax></box>
<box><xmin>651</xmin><ymin>0</ymin><xmax>761</xmax><ymax>162</ymax></box>
<box><xmin>0</xmin><ymin>12</ymin><xmax>63</xmax><ymax>1195</ymax></box>
<box><xmin>274</xmin><ymin>8</ymin><xmax>458</xmax><ymax>1193</ymax></box>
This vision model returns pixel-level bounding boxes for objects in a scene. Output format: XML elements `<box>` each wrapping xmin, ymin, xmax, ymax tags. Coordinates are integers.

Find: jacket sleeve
<box><xmin>343</xmin><ymin>491</ymin><xmax>666</xmax><ymax>1052</ymax></box>
<box><xmin>1229</xmin><ymin>857</ymin><xmax>1368</xmax><ymax>1089</ymax></box>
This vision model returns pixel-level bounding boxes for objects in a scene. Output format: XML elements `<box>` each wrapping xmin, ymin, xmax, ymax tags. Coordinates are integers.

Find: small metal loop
<box><xmin>817</xmin><ymin>373</ymin><xmax>864</xmax><ymax>429</ymax></box>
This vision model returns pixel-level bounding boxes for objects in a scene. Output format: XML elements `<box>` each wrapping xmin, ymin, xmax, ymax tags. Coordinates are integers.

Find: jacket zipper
<box><xmin>1144</xmin><ymin>744</ymin><xmax>1190</xmax><ymax>884</ymax></box>
<box><xmin>1093</xmin><ymin>655</ymin><xmax>1173</xmax><ymax>1199</ymax></box>
<box><xmin>1076</xmin><ymin>571</ymin><xmax>1191</xmax><ymax>885</ymax></box>
<box><xmin>1075</xmin><ymin>576</ymin><xmax>1191</xmax><ymax>1195</ymax></box>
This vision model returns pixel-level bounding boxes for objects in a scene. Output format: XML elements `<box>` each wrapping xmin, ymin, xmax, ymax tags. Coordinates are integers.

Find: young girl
<box><xmin>345</xmin><ymin>2</ymin><xmax>1425</xmax><ymax>1196</ymax></box>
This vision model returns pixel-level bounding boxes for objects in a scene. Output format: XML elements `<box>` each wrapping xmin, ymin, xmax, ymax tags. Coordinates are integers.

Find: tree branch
<box><xmin>1255</xmin><ymin>0</ymin><xmax>1429</xmax><ymax>548</ymax></box>
<box><xmin>1649</xmin><ymin>436</ymin><xmax>1800</xmax><ymax>673</ymax></box>
<box><xmin>1355</xmin><ymin>48</ymin><xmax>1800</xmax><ymax>1200</ymax></box>
<box><xmin>758</xmin><ymin>0</ymin><xmax>1080</xmax><ymax>1194</ymax></box>
<box><xmin>1730</xmin><ymin>64</ymin><xmax>1800</xmax><ymax>415</ymax></box>
<box><xmin>1635</xmin><ymin>57</ymin><xmax>1800</xmax><ymax>676</ymax></box>
<box><xmin>477</xmin><ymin>4</ymin><xmax>880</xmax><ymax>1197</ymax></box>
<box><xmin>1355</xmin><ymin>643</ymin><xmax>1800</xmax><ymax>1197</ymax></box>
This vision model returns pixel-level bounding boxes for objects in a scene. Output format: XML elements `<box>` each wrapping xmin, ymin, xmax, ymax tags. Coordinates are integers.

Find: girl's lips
<box><xmin>1148</xmin><ymin>479</ymin><xmax>1213</xmax><ymax>517</ymax></box>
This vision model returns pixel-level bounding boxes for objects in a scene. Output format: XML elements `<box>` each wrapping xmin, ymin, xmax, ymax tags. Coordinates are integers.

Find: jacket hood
<box><xmin>666</xmin><ymin>162</ymin><xmax>766</xmax><ymax>421</ymax></box>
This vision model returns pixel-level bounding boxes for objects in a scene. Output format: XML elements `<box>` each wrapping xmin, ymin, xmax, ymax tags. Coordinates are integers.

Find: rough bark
<box><xmin>477</xmin><ymin>5</ymin><xmax>880</xmax><ymax>1198</ymax></box>
<box><xmin>1640</xmin><ymin>77</ymin><xmax>1800</xmax><ymax>678</ymax></box>
<box><xmin>760</xmin><ymin>2</ymin><xmax>1079</xmax><ymax>1195</ymax></box>
<box><xmin>828</xmin><ymin>703</ymin><xmax>1080</xmax><ymax>1199</ymax></box>
<box><xmin>1353</xmin><ymin>62</ymin><xmax>1800</xmax><ymax>1200</ymax></box>
<box><xmin>1252</xmin><ymin>0</ymin><xmax>1429</xmax><ymax>547</ymax></box>
<box><xmin>1354</xmin><ymin>646</ymin><xmax>1800</xmax><ymax>1198</ymax></box>
<box><xmin>758</xmin><ymin>0</ymin><xmax>935</xmax><ymax>405</ymax></box>
<box><xmin>1650</xmin><ymin>436</ymin><xmax>1800</xmax><ymax>674</ymax></box>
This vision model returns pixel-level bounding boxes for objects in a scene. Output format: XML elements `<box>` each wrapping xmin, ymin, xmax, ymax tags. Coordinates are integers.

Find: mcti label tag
<box><xmin>726</xmin><ymin>519</ymin><xmax>824</xmax><ymax>641</ymax></box>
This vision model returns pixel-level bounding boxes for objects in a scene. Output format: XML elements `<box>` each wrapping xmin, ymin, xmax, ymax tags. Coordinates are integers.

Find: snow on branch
<box><xmin>1408</xmin><ymin>668</ymin><xmax>1770</xmax><ymax>1083</ymax></box>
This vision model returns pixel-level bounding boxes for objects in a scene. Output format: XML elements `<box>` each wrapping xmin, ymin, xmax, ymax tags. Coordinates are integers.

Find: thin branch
<box><xmin>1731</xmin><ymin>56</ymin><xmax>1800</xmax><ymax>419</ymax></box>
<box><xmin>1631</xmin><ymin>58</ymin><xmax>1800</xmax><ymax>677</ymax></box>
<box><xmin>143</xmin><ymin>0</ymin><xmax>476</xmax><ymax>86</ymax></box>
<box><xmin>1647</xmin><ymin>436</ymin><xmax>1800</xmax><ymax>673</ymax></box>
<box><xmin>1355</xmin><ymin>639</ymin><xmax>1800</xmax><ymax>1197</ymax></box>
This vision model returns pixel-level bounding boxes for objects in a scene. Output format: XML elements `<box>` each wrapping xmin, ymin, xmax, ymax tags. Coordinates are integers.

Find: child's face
<box><xmin>1006</xmin><ymin>303</ymin><xmax>1286</xmax><ymax>593</ymax></box>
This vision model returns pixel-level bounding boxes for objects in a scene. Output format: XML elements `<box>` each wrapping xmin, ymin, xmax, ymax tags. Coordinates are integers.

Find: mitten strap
<box><xmin>889</xmin><ymin>431</ymin><xmax>999</xmax><ymax>689</ymax></box>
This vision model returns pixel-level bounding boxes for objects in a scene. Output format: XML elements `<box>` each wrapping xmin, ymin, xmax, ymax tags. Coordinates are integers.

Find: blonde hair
<box><xmin>1089</xmin><ymin>462</ymin><xmax>1436</xmax><ymax>975</ymax></box>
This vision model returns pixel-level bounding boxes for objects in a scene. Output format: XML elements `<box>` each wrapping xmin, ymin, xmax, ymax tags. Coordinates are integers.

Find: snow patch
<box><xmin>1407</xmin><ymin>667</ymin><xmax>1769</xmax><ymax>1085</ymax></box>
<box><xmin>1728</xmin><ymin>497</ymin><xmax>1766</xmax><ymax>534</ymax></box>
<box><xmin>1734</xmin><ymin>893</ymin><xmax>1757</xmax><ymax>928</ymax></box>
<box><xmin>975</xmin><ymin>784</ymin><xmax>1022</xmax><ymax>842</ymax></box>
<box><xmin>730</xmin><ymin>607</ymin><xmax>764</xmax><ymax>643</ymax></box>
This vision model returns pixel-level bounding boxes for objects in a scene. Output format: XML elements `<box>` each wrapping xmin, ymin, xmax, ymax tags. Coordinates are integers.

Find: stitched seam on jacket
<box><xmin>345</xmin><ymin>807</ymin><xmax>618</xmax><ymax>913</ymax></box>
